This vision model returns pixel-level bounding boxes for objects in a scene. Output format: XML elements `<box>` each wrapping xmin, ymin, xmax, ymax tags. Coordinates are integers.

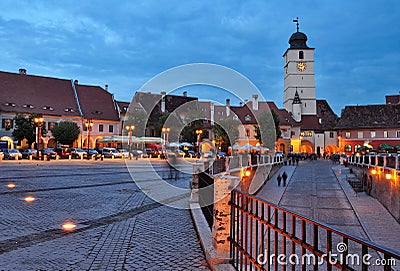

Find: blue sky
<box><xmin>0</xmin><ymin>0</ymin><xmax>399</xmax><ymax>115</ymax></box>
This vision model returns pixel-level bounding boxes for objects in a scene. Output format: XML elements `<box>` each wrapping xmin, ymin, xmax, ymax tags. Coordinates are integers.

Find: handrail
<box><xmin>230</xmin><ymin>189</ymin><xmax>400</xmax><ymax>270</ymax></box>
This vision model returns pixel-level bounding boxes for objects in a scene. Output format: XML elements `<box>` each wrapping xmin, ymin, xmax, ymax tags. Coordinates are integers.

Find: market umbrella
<box><xmin>377</xmin><ymin>143</ymin><xmax>395</xmax><ymax>152</ymax></box>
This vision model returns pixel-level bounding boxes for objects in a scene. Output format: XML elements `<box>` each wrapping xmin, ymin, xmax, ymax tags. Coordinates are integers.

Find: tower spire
<box><xmin>293</xmin><ymin>17</ymin><xmax>299</xmax><ymax>32</ymax></box>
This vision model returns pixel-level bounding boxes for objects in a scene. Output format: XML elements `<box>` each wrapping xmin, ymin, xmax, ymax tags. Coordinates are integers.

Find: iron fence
<box><xmin>230</xmin><ymin>189</ymin><xmax>400</xmax><ymax>271</ymax></box>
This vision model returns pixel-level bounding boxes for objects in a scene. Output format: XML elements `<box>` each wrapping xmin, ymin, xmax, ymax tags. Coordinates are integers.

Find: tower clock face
<box><xmin>297</xmin><ymin>62</ymin><xmax>307</xmax><ymax>72</ymax></box>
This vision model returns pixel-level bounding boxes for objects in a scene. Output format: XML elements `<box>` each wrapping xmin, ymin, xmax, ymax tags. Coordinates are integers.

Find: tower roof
<box><xmin>289</xmin><ymin>31</ymin><xmax>309</xmax><ymax>49</ymax></box>
<box><xmin>289</xmin><ymin>17</ymin><xmax>309</xmax><ymax>49</ymax></box>
<box><xmin>292</xmin><ymin>90</ymin><xmax>302</xmax><ymax>104</ymax></box>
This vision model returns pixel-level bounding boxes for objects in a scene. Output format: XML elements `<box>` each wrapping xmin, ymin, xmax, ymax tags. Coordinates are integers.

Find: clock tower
<box><xmin>283</xmin><ymin>19</ymin><xmax>316</xmax><ymax>121</ymax></box>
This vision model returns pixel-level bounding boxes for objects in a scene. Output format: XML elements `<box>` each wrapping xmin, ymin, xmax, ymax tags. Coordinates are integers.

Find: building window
<box><xmin>307</xmin><ymin>131</ymin><xmax>312</xmax><ymax>137</ymax></box>
<box><xmin>345</xmin><ymin>132</ymin><xmax>350</xmax><ymax>139</ymax></box>
<box><xmin>245</xmin><ymin>129</ymin><xmax>250</xmax><ymax>137</ymax></box>
<box><xmin>299</xmin><ymin>51</ymin><xmax>304</xmax><ymax>59</ymax></box>
<box><xmin>354</xmin><ymin>144</ymin><xmax>361</xmax><ymax>153</ymax></box>
<box><xmin>344</xmin><ymin>144</ymin><xmax>352</xmax><ymax>152</ymax></box>
<box><xmin>300</xmin><ymin>131</ymin><xmax>305</xmax><ymax>137</ymax></box>
<box><xmin>370</xmin><ymin>131</ymin><xmax>376</xmax><ymax>138</ymax></box>
<box><xmin>397</xmin><ymin>131</ymin><xmax>400</xmax><ymax>138</ymax></box>
<box><xmin>329</xmin><ymin>132</ymin><xmax>334</xmax><ymax>138</ymax></box>
<box><xmin>244</xmin><ymin>115</ymin><xmax>251</xmax><ymax>122</ymax></box>
<box><xmin>99</xmin><ymin>124</ymin><xmax>104</xmax><ymax>132</ymax></box>
<box><xmin>357</xmin><ymin>131</ymin><xmax>363</xmax><ymax>139</ymax></box>
<box><xmin>2</xmin><ymin>119</ymin><xmax>13</xmax><ymax>130</ymax></box>
<box><xmin>109</xmin><ymin>125</ymin><xmax>114</xmax><ymax>133</ymax></box>
<box><xmin>383</xmin><ymin>131</ymin><xmax>388</xmax><ymax>138</ymax></box>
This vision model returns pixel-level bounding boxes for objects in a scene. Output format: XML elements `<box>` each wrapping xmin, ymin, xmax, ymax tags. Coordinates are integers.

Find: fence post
<box><xmin>213</xmin><ymin>175</ymin><xmax>240</xmax><ymax>253</ymax></box>
<box><xmin>190</xmin><ymin>162</ymin><xmax>203</xmax><ymax>203</ymax></box>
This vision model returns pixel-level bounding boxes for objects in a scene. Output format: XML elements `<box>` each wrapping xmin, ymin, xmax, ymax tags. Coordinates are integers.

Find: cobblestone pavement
<box><xmin>0</xmin><ymin>159</ymin><xmax>210</xmax><ymax>270</ymax></box>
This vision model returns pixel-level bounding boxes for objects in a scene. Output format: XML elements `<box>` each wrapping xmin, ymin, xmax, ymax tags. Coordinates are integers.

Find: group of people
<box><xmin>277</xmin><ymin>171</ymin><xmax>288</xmax><ymax>187</ymax></box>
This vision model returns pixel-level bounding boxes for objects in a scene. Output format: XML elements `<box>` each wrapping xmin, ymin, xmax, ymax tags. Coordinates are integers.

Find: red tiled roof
<box><xmin>75</xmin><ymin>84</ymin><xmax>119</xmax><ymax>121</ymax></box>
<box><xmin>336</xmin><ymin>104</ymin><xmax>400</xmax><ymax>129</ymax></box>
<box><xmin>386</xmin><ymin>95</ymin><xmax>400</xmax><ymax>105</ymax></box>
<box><xmin>0</xmin><ymin>71</ymin><xmax>80</xmax><ymax>116</ymax></box>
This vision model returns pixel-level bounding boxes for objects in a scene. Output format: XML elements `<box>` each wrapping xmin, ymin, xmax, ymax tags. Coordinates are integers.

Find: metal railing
<box><xmin>230</xmin><ymin>189</ymin><xmax>400</xmax><ymax>271</ymax></box>
<box><xmin>348</xmin><ymin>155</ymin><xmax>399</xmax><ymax>170</ymax></box>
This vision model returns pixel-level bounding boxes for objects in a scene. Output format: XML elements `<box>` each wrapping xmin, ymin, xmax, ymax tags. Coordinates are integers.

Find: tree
<box><xmin>254</xmin><ymin>110</ymin><xmax>280</xmax><ymax>149</ymax></box>
<box><xmin>12</xmin><ymin>113</ymin><xmax>46</xmax><ymax>146</ymax></box>
<box><xmin>212</xmin><ymin>118</ymin><xmax>240</xmax><ymax>151</ymax></box>
<box><xmin>52</xmin><ymin>121</ymin><xmax>80</xmax><ymax>146</ymax></box>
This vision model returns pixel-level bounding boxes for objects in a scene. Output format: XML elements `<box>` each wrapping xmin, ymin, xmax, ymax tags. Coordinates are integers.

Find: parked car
<box><xmin>216</xmin><ymin>152</ymin><xmax>226</xmax><ymax>159</ymax></box>
<box><xmin>21</xmin><ymin>149</ymin><xmax>38</xmax><ymax>159</ymax></box>
<box><xmin>186</xmin><ymin>150</ymin><xmax>197</xmax><ymax>158</ymax></box>
<box><xmin>202</xmin><ymin>151</ymin><xmax>213</xmax><ymax>159</ymax></box>
<box><xmin>87</xmin><ymin>148</ymin><xmax>102</xmax><ymax>159</ymax></box>
<box><xmin>102</xmin><ymin>148</ymin><xmax>123</xmax><ymax>159</ymax></box>
<box><xmin>118</xmin><ymin>149</ymin><xmax>130</xmax><ymax>158</ymax></box>
<box><xmin>4</xmin><ymin>149</ymin><xmax>22</xmax><ymax>160</ymax></box>
<box><xmin>54</xmin><ymin>147</ymin><xmax>72</xmax><ymax>159</ymax></box>
<box><xmin>132</xmin><ymin>149</ymin><xmax>143</xmax><ymax>157</ymax></box>
<box><xmin>41</xmin><ymin>148</ymin><xmax>57</xmax><ymax>159</ymax></box>
<box><xmin>70</xmin><ymin>148</ymin><xmax>87</xmax><ymax>159</ymax></box>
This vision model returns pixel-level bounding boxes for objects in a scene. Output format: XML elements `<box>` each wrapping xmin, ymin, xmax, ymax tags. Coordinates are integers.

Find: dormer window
<box><xmin>245</xmin><ymin>115</ymin><xmax>251</xmax><ymax>122</ymax></box>
<box><xmin>299</xmin><ymin>51</ymin><xmax>304</xmax><ymax>59</ymax></box>
<box><xmin>93</xmin><ymin>110</ymin><xmax>103</xmax><ymax>115</ymax></box>
<box><xmin>23</xmin><ymin>104</ymin><xmax>34</xmax><ymax>109</ymax></box>
<box><xmin>65</xmin><ymin>108</ymin><xmax>75</xmax><ymax>112</ymax></box>
<box><xmin>43</xmin><ymin>106</ymin><xmax>54</xmax><ymax>111</ymax></box>
<box><xmin>4</xmin><ymin>102</ymin><xmax>16</xmax><ymax>107</ymax></box>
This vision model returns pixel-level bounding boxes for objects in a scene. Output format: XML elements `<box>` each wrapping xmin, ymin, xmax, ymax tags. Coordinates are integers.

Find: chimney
<box><xmin>226</xmin><ymin>99</ymin><xmax>231</xmax><ymax>117</ymax></box>
<box><xmin>19</xmin><ymin>68</ymin><xmax>27</xmax><ymax>75</ymax></box>
<box><xmin>239</xmin><ymin>102</ymin><xmax>243</xmax><ymax>106</ymax></box>
<box><xmin>105</xmin><ymin>84</ymin><xmax>109</xmax><ymax>91</ymax></box>
<box><xmin>252</xmin><ymin>94</ymin><xmax>259</xmax><ymax>111</ymax></box>
<box><xmin>183</xmin><ymin>91</ymin><xmax>187</xmax><ymax>97</ymax></box>
<box><xmin>74</xmin><ymin>80</ymin><xmax>78</xmax><ymax>85</ymax></box>
<box><xmin>161</xmin><ymin>91</ymin><xmax>166</xmax><ymax>113</ymax></box>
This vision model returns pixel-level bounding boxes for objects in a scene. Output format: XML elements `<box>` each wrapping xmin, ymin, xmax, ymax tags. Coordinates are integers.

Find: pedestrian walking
<box><xmin>296</xmin><ymin>156</ymin><xmax>299</xmax><ymax>165</ymax></box>
<box><xmin>282</xmin><ymin>171</ymin><xmax>288</xmax><ymax>186</ymax></box>
<box><xmin>277</xmin><ymin>174</ymin><xmax>282</xmax><ymax>186</ymax></box>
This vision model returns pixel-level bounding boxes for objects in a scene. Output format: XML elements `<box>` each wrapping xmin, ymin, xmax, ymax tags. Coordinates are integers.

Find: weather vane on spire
<box><xmin>293</xmin><ymin>17</ymin><xmax>299</xmax><ymax>32</ymax></box>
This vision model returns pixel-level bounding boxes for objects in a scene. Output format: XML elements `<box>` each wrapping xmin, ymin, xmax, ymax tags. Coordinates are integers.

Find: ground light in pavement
<box><xmin>125</xmin><ymin>63</ymin><xmax>275</xmax><ymax>209</ymax></box>
<box><xmin>62</xmin><ymin>222</ymin><xmax>77</xmax><ymax>232</ymax></box>
<box><xmin>7</xmin><ymin>183</ymin><xmax>16</xmax><ymax>189</ymax></box>
<box><xmin>24</xmin><ymin>195</ymin><xmax>36</xmax><ymax>202</ymax></box>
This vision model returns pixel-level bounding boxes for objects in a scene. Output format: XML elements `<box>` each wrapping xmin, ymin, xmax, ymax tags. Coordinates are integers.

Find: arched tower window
<box><xmin>299</xmin><ymin>51</ymin><xmax>304</xmax><ymax>59</ymax></box>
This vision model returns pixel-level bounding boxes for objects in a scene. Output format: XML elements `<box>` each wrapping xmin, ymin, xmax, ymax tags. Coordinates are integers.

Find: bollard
<box><xmin>56</xmin><ymin>155</ymin><xmax>59</xmax><ymax>160</ymax></box>
<box><xmin>29</xmin><ymin>155</ymin><xmax>32</xmax><ymax>161</ymax></box>
<box><xmin>69</xmin><ymin>155</ymin><xmax>72</xmax><ymax>160</ymax></box>
<box><xmin>15</xmin><ymin>155</ymin><xmax>18</xmax><ymax>161</ymax></box>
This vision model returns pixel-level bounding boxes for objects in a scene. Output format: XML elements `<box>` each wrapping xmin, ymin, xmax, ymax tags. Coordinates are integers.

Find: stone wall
<box><xmin>350</xmin><ymin>166</ymin><xmax>400</xmax><ymax>222</ymax></box>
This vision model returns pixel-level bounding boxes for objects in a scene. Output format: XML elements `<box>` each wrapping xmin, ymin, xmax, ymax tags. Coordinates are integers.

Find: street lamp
<box><xmin>196</xmin><ymin>129</ymin><xmax>203</xmax><ymax>153</ymax></box>
<box><xmin>162</xmin><ymin>127</ymin><xmax>170</xmax><ymax>145</ymax></box>
<box><xmin>85</xmin><ymin>119</ymin><xmax>94</xmax><ymax>159</ymax></box>
<box><xmin>33</xmin><ymin>116</ymin><xmax>44</xmax><ymax>160</ymax></box>
<box><xmin>125</xmin><ymin>125</ymin><xmax>135</xmax><ymax>159</ymax></box>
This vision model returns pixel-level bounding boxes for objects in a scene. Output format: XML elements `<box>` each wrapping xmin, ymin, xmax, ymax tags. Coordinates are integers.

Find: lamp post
<box><xmin>125</xmin><ymin>125</ymin><xmax>135</xmax><ymax>159</ymax></box>
<box><xmin>85</xmin><ymin>119</ymin><xmax>93</xmax><ymax>159</ymax></box>
<box><xmin>162</xmin><ymin>127</ymin><xmax>170</xmax><ymax>145</ymax></box>
<box><xmin>33</xmin><ymin>117</ymin><xmax>44</xmax><ymax>160</ymax></box>
<box><xmin>196</xmin><ymin>129</ymin><xmax>203</xmax><ymax>153</ymax></box>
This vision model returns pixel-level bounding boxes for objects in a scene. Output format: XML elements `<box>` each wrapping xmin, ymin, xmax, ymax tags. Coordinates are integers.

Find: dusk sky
<box><xmin>1</xmin><ymin>1</ymin><xmax>399</xmax><ymax>115</ymax></box>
